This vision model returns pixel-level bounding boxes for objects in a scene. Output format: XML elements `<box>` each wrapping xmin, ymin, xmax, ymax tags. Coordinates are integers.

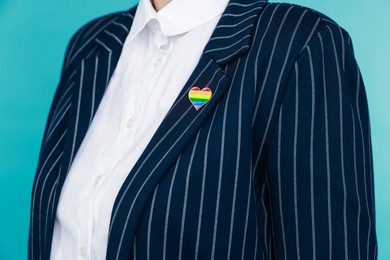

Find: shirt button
<box><xmin>126</xmin><ymin>118</ymin><xmax>134</xmax><ymax>128</ymax></box>
<box><xmin>79</xmin><ymin>246</ymin><xmax>87</xmax><ymax>257</ymax></box>
<box><xmin>153</xmin><ymin>59</ymin><xmax>162</xmax><ymax>67</ymax></box>
<box><xmin>94</xmin><ymin>175</ymin><xmax>102</xmax><ymax>186</ymax></box>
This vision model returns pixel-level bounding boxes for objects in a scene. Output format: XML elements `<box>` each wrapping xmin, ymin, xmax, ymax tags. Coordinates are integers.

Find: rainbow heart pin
<box><xmin>188</xmin><ymin>87</ymin><xmax>213</xmax><ymax>111</ymax></box>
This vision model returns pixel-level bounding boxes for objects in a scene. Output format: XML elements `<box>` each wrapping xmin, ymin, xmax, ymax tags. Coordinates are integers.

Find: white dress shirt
<box><xmin>50</xmin><ymin>0</ymin><xmax>229</xmax><ymax>259</ymax></box>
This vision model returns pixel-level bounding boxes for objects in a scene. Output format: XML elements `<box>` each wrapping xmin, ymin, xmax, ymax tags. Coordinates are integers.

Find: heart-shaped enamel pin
<box><xmin>188</xmin><ymin>87</ymin><xmax>213</xmax><ymax>111</ymax></box>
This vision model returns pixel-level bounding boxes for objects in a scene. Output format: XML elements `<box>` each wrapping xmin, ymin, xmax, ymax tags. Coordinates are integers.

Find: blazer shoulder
<box><xmin>262</xmin><ymin>2</ymin><xmax>342</xmax><ymax>32</ymax></box>
<box><xmin>251</xmin><ymin>2</ymin><xmax>351</xmax><ymax>60</ymax></box>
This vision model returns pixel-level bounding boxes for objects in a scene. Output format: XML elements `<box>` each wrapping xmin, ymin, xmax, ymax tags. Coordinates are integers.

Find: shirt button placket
<box><xmin>94</xmin><ymin>175</ymin><xmax>102</xmax><ymax>186</ymax></box>
<box><xmin>126</xmin><ymin>118</ymin><xmax>134</xmax><ymax>128</ymax></box>
<box><xmin>153</xmin><ymin>58</ymin><xmax>162</xmax><ymax>67</ymax></box>
<box><xmin>79</xmin><ymin>246</ymin><xmax>87</xmax><ymax>258</ymax></box>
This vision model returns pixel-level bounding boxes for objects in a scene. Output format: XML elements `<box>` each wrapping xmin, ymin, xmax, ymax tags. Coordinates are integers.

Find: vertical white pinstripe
<box><xmin>252</xmin><ymin>5</ymin><xmax>294</xmax><ymax>122</ymax></box>
<box><xmin>48</xmin><ymin>79</ymin><xmax>74</xmax><ymax>132</ymax></box>
<box><xmin>318</xmin><ymin>35</ymin><xmax>333</xmax><ymax>258</ymax></box>
<box><xmin>260</xmin><ymin>183</ymin><xmax>269</xmax><ymax>258</ymax></box>
<box><xmin>238</xmin><ymin>64</ymin><xmax>252</xmax><ymax>260</ymax></box>
<box><xmin>277</xmin><ymin>106</ymin><xmax>287</xmax><ymax>260</ymax></box>
<box><xmin>293</xmin><ymin>63</ymin><xmax>301</xmax><ymax>260</ymax></box>
<box><xmin>328</xmin><ymin>26</ymin><xmax>349</xmax><ymax>260</ymax></box>
<box><xmin>252</xmin><ymin>4</ymin><xmax>281</xmax><ymax>122</ymax></box>
<box><xmin>210</xmin><ymin>83</ymin><xmax>231</xmax><ymax>260</ymax></box>
<box><xmin>31</xmin><ymin>129</ymin><xmax>67</xmax><ymax>259</ymax></box>
<box><xmin>265</xmin><ymin>173</ymin><xmax>277</xmax><ymax>260</ymax></box>
<box><xmin>67</xmin><ymin>60</ymin><xmax>85</xmax><ymax>172</ymax></box>
<box><xmin>90</xmin><ymin>56</ymin><xmax>98</xmax><ymax>124</ymax></box>
<box><xmin>195</xmin><ymin>104</ymin><xmax>220</xmax><ymax>260</ymax></box>
<box><xmin>307</xmin><ymin>46</ymin><xmax>317</xmax><ymax>259</ymax></box>
<box><xmin>351</xmin><ymin>107</ymin><xmax>362</xmax><ymax>260</ymax></box>
<box><xmin>85</xmin><ymin>47</ymin><xmax>99</xmax><ymax>60</ymax></box>
<box><xmin>147</xmin><ymin>186</ymin><xmax>159</xmax><ymax>260</ymax></box>
<box><xmin>105</xmin><ymin>52</ymin><xmax>112</xmax><ymax>86</ymax></box>
<box><xmin>65</xmin><ymin>26</ymin><xmax>87</xmax><ymax>66</ymax></box>
<box><xmin>163</xmin><ymin>156</ymin><xmax>181</xmax><ymax>260</ymax></box>
<box><xmin>46</xmin><ymin>98</ymin><xmax>72</xmax><ymax>142</ymax></box>
<box><xmin>50</xmin><ymin>175</ymin><xmax>60</xmax><ymax>220</ymax></box>
<box><xmin>46</xmin><ymin>73</ymin><xmax>76</xmax><ymax>134</ymax></box>
<box><xmin>300</xmin><ymin>18</ymin><xmax>322</xmax><ymax>53</ymax></box>
<box><xmin>44</xmin><ymin>178</ymin><xmax>58</xmax><ymax>252</ymax></box>
<box><xmin>252</xmin><ymin>4</ymin><xmax>272</xmax><ymax>93</ymax></box>
<box><xmin>337</xmin><ymin>26</ymin><xmax>346</xmax><ymax>71</ymax></box>
<box><xmin>318</xmin><ymin>34</ymin><xmax>333</xmax><ymax>258</ymax></box>
<box><xmin>241</xmin><ymin>171</ymin><xmax>253</xmax><ymax>260</ymax></box>
<box><xmin>253</xmin><ymin>195</ymin><xmax>259</xmax><ymax>260</ymax></box>
<box><xmin>133</xmin><ymin>237</ymin><xmax>137</xmax><ymax>260</ymax></box>
<box><xmin>38</xmin><ymin>152</ymin><xmax>63</xmax><ymax>258</ymax></box>
<box><xmin>355</xmin><ymin>62</ymin><xmax>372</xmax><ymax>260</ymax></box>
<box><xmin>227</xmin><ymin>59</ymin><xmax>244</xmax><ymax>260</ymax></box>
<box><xmin>178</xmin><ymin>132</ymin><xmax>201</xmax><ymax>260</ymax></box>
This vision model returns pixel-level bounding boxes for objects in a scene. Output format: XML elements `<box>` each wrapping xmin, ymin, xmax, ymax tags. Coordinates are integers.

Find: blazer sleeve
<box><xmin>264</xmin><ymin>23</ymin><xmax>377</xmax><ymax>259</ymax></box>
<box><xmin>37</xmin><ymin>26</ymin><xmax>85</xmax><ymax>158</ymax></box>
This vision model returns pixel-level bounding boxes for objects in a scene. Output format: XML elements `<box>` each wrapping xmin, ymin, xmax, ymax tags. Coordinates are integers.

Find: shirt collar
<box><xmin>128</xmin><ymin>0</ymin><xmax>229</xmax><ymax>40</ymax></box>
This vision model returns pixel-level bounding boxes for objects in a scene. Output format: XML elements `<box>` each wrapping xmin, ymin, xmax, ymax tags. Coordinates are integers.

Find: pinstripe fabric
<box><xmin>29</xmin><ymin>0</ymin><xmax>377</xmax><ymax>259</ymax></box>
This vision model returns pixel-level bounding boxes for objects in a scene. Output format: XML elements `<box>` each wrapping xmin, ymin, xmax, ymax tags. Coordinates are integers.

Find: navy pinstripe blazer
<box><xmin>29</xmin><ymin>0</ymin><xmax>377</xmax><ymax>259</ymax></box>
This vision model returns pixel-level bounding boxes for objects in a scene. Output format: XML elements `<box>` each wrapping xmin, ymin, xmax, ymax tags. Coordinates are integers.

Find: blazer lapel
<box><xmin>50</xmin><ymin>8</ymin><xmax>137</xmax><ymax>239</ymax></box>
<box><xmin>106</xmin><ymin>0</ymin><xmax>268</xmax><ymax>258</ymax></box>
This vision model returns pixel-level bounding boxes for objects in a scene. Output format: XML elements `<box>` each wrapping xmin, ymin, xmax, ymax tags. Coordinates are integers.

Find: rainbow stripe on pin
<box><xmin>188</xmin><ymin>87</ymin><xmax>213</xmax><ymax>110</ymax></box>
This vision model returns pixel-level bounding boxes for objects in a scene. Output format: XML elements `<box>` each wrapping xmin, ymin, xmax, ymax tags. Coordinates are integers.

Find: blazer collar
<box><xmin>204</xmin><ymin>0</ymin><xmax>267</xmax><ymax>64</ymax></box>
<box><xmin>93</xmin><ymin>0</ymin><xmax>268</xmax><ymax>63</ymax></box>
<box><xmin>93</xmin><ymin>9</ymin><xmax>137</xmax><ymax>53</ymax></box>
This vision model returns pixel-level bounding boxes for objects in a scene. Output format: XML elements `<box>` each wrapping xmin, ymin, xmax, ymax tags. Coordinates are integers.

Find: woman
<box><xmin>29</xmin><ymin>0</ymin><xmax>377</xmax><ymax>259</ymax></box>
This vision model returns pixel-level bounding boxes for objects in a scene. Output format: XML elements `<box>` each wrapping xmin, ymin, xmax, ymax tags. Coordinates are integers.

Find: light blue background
<box><xmin>0</xmin><ymin>0</ymin><xmax>388</xmax><ymax>259</ymax></box>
